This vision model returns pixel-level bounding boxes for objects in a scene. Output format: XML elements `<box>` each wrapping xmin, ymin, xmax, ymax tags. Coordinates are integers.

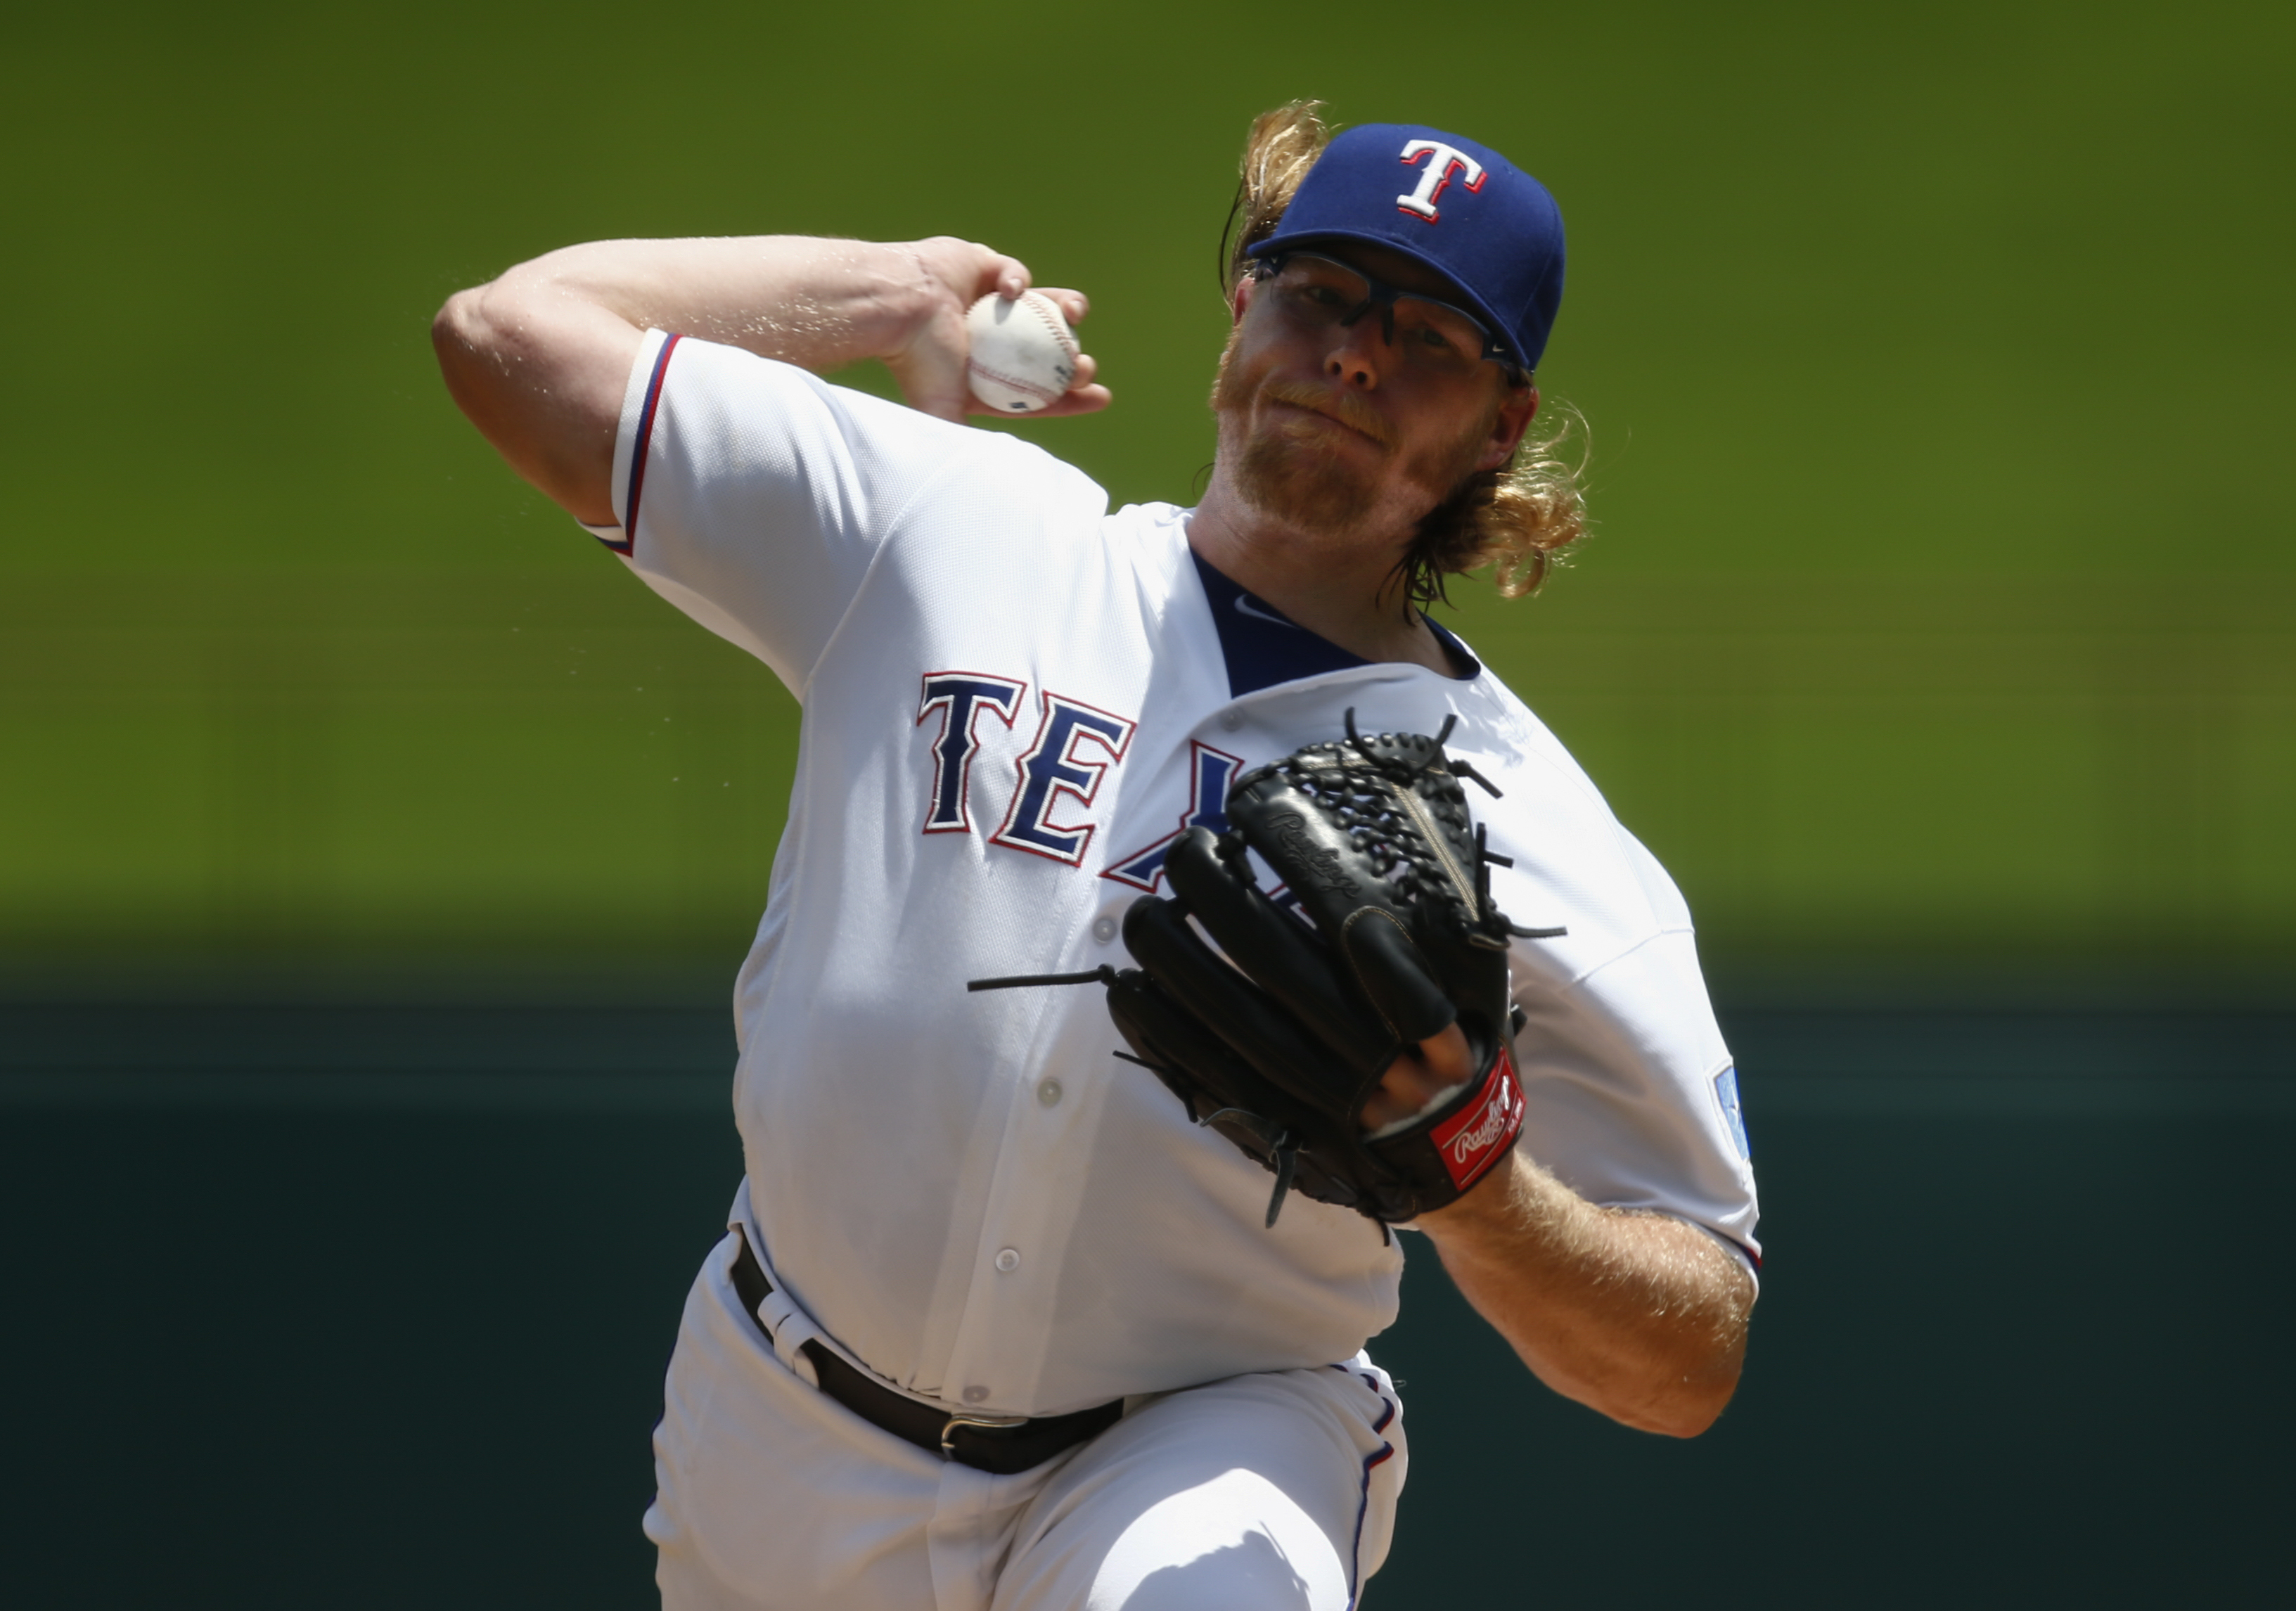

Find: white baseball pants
<box><xmin>646</xmin><ymin>1230</ymin><xmax>1407</xmax><ymax>1611</ymax></box>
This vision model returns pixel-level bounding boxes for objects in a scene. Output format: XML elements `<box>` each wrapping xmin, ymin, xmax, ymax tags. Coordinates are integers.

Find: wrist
<box><xmin>1413</xmin><ymin>1144</ymin><xmax>1529</xmax><ymax>1233</ymax></box>
<box><xmin>846</xmin><ymin>242</ymin><xmax>944</xmax><ymax>359</ymax></box>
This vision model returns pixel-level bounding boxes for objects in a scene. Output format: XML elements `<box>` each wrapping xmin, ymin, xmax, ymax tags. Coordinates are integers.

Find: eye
<box><xmin>1278</xmin><ymin>279</ymin><xmax>1351</xmax><ymax>319</ymax></box>
<box><xmin>1409</xmin><ymin>324</ymin><xmax>1479</xmax><ymax>372</ymax></box>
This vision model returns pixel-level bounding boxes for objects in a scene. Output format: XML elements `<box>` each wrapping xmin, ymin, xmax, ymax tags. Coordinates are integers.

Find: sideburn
<box><xmin>1397</xmin><ymin>464</ymin><xmax>1506</xmax><ymax>609</ymax></box>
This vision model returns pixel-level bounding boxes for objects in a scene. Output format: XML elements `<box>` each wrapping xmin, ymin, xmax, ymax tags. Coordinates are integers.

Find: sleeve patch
<box><xmin>1713</xmin><ymin>1065</ymin><xmax>1751</xmax><ymax>1160</ymax></box>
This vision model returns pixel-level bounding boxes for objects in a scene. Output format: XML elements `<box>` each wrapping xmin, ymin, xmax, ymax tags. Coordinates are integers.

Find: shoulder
<box><xmin>649</xmin><ymin>335</ymin><xmax>1108</xmax><ymax>523</ymax></box>
<box><xmin>1442</xmin><ymin>671</ymin><xmax>1695</xmax><ymax>972</ymax></box>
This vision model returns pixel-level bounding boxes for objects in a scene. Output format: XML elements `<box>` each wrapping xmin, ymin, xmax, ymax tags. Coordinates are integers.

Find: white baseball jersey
<box><xmin>585</xmin><ymin>329</ymin><xmax>1760</xmax><ymax>1422</ymax></box>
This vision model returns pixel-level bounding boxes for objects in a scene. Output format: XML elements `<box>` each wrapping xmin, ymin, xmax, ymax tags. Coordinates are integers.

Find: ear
<box><xmin>1229</xmin><ymin>273</ymin><xmax>1255</xmax><ymax>326</ymax></box>
<box><xmin>1475</xmin><ymin>383</ymin><xmax>1541</xmax><ymax>474</ymax></box>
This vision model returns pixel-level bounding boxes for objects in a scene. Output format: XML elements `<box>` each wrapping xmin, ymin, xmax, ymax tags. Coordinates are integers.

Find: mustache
<box><xmin>1257</xmin><ymin>380</ymin><xmax>1397</xmax><ymax>449</ymax></box>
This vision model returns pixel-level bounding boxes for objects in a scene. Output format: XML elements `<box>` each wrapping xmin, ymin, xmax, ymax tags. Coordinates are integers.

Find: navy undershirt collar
<box><xmin>1189</xmin><ymin>548</ymin><xmax>1482</xmax><ymax>699</ymax></box>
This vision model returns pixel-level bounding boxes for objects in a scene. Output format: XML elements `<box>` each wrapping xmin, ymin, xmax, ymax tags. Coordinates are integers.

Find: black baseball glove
<box><xmin>975</xmin><ymin>713</ymin><xmax>1562</xmax><ymax>1229</ymax></box>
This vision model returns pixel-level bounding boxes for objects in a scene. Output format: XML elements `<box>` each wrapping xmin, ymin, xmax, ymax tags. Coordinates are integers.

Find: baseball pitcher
<box><xmin>435</xmin><ymin>103</ymin><xmax>1760</xmax><ymax>1611</ymax></box>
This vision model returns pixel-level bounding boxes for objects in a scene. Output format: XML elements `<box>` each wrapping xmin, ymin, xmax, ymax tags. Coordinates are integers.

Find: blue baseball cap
<box><xmin>1248</xmin><ymin>122</ymin><xmax>1566</xmax><ymax>375</ymax></box>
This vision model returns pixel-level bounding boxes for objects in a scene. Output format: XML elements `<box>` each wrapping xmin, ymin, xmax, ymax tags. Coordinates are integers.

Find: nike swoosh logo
<box><xmin>1234</xmin><ymin>596</ymin><xmax>1300</xmax><ymax>629</ymax></box>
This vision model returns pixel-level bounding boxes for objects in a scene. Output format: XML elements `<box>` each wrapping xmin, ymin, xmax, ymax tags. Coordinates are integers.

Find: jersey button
<box><xmin>1219</xmin><ymin>710</ymin><xmax>1243</xmax><ymax>732</ymax></box>
<box><xmin>1091</xmin><ymin>916</ymin><xmax>1117</xmax><ymax>944</ymax></box>
<box><xmin>1037</xmin><ymin>1078</ymin><xmax>1063</xmax><ymax>1108</ymax></box>
<box><xmin>994</xmin><ymin>1247</ymin><xmax>1022</xmax><ymax>1273</ymax></box>
<box><xmin>962</xmin><ymin>1385</ymin><xmax>990</xmax><ymax>1404</ymax></box>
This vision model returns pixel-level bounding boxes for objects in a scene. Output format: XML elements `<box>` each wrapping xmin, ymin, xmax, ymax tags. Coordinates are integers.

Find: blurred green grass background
<box><xmin>4</xmin><ymin>0</ymin><xmax>2290</xmax><ymax>988</ymax></box>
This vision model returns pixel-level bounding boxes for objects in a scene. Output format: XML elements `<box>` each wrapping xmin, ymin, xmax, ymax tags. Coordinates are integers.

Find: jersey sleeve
<box><xmin>1511</xmin><ymin>925</ymin><xmax>1762</xmax><ymax>1268</ymax></box>
<box><xmin>579</xmin><ymin>329</ymin><xmax>986</xmax><ymax>695</ymax></box>
<box><xmin>1464</xmin><ymin>705</ymin><xmax>1762</xmax><ymax>1269</ymax></box>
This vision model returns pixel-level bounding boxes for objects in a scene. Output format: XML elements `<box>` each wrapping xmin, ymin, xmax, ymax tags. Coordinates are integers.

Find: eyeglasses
<box><xmin>1250</xmin><ymin>252</ymin><xmax>1522</xmax><ymax>382</ymax></box>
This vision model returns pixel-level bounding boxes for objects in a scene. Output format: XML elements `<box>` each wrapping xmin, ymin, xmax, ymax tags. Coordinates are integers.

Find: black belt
<box><xmin>729</xmin><ymin>1228</ymin><xmax>1122</xmax><ymax>1475</ymax></box>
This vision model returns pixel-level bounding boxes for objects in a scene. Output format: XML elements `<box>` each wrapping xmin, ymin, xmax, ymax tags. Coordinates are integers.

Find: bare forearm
<box><xmin>477</xmin><ymin>236</ymin><xmax>942</xmax><ymax>372</ymax></box>
<box><xmin>1417</xmin><ymin>1149</ymin><xmax>1753</xmax><ymax>1437</ymax></box>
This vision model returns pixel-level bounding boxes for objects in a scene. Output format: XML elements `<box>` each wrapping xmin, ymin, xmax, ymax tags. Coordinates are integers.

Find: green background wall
<box><xmin>6</xmin><ymin>0</ymin><xmax>2290</xmax><ymax>988</ymax></box>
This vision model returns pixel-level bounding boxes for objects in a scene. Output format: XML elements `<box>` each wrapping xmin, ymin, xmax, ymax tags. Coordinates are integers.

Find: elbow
<box><xmin>1530</xmin><ymin>1354</ymin><xmax>1743</xmax><ymax>1439</ymax></box>
<box><xmin>1637</xmin><ymin>1380</ymin><xmax>1736</xmax><ymax>1439</ymax></box>
<box><xmin>430</xmin><ymin>285</ymin><xmax>495</xmax><ymax>406</ymax></box>
<box><xmin>1595</xmin><ymin>1373</ymin><xmax>1738</xmax><ymax>1439</ymax></box>
<box><xmin>1635</xmin><ymin>1252</ymin><xmax>1756</xmax><ymax>1438</ymax></box>
<box><xmin>1622</xmin><ymin>1342</ymin><xmax>1745</xmax><ymax>1439</ymax></box>
<box><xmin>430</xmin><ymin>290</ymin><xmax>470</xmax><ymax>361</ymax></box>
<box><xmin>1563</xmin><ymin>1328</ymin><xmax>1745</xmax><ymax>1439</ymax></box>
<box><xmin>432</xmin><ymin>278</ymin><xmax>539</xmax><ymax>437</ymax></box>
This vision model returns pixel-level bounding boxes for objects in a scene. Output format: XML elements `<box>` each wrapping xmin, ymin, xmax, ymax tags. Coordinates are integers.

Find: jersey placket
<box><xmin>930</xmin><ymin>849</ymin><xmax>1140</xmax><ymax>1411</ymax></box>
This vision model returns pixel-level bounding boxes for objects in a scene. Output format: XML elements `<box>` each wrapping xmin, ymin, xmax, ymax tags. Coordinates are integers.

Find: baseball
<box><xmin>965</xmin><ymin>291</ymin><xmax>1079</xmax><ymax>413</ymax></box>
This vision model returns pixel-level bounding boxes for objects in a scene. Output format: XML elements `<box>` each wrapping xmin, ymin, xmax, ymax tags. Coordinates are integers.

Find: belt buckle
<box><xmin>939</xmin><ymin>1411</ymin><xmax>1029</xmax><ymax>1461</ymax></box>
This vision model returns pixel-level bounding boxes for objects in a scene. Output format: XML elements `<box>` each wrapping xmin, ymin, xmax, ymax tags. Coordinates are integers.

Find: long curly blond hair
<box><xmin>1219</xmin><ymin>101</ymin><xmax>1589</xmax><ymax>603</ymax></box>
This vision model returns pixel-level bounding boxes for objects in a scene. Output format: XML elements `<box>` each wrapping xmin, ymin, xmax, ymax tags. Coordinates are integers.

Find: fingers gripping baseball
<box><xmin>878</xmin><ymin>240</ymin><xmax>1003</xmax><ymax>422</ymax></box>
<box><xmin>881</xmin><ymin>238</ymin><xmax>1108</xmax><ymax>423</ymax></box>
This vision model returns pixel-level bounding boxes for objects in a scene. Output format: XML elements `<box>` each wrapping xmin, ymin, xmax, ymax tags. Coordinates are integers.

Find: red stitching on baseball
<box><xmin>967</xmin><ymin>360</ymin><xmax>1064</xmax><ymax>404</ymax></box>
<box><xmin>1020</xmin><ymin>295</ymin><xmax>1080</xmax><ymax>357</ymax></box>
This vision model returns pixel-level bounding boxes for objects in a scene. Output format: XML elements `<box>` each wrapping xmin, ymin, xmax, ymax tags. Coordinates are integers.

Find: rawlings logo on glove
<box><xmin>1432</xmin><ymin>1051</ymin><xmax>1524</xmax><ymax>1188</ymax></box>
<box><xmin>1264</xmin><ymin>812</ymin><xmax>1360</xmax><ymax>897</ymax></box>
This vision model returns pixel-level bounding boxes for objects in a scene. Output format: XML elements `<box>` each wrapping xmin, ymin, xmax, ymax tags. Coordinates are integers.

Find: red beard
<box><xmin>1212</xmin><ymin>336</ymin><xmax>1493</xmax><ymax>537</ymax></box>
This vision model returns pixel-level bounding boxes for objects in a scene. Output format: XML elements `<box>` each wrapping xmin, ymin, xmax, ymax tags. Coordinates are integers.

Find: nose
<box><xmin>1322</xmin><ymin>316</ymin><xmax>1387</xmax><ymax>390</ymax></box>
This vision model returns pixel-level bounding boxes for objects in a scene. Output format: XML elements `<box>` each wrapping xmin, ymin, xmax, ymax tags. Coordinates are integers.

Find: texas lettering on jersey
<box><xmin>916</xmin><ymin>673</ymin><xmax>1135</xmax><ymax>866</ymax></box>
<box><xmin>916</xmin><ymin>673</ymin><xmax>1025</xmax><ymax>834</ymax></box>
<box><xmin>1103</xmin><ymin>740</ymin><xmax>1242</xmax><ymax>892</ymax></box>
<box><xmin>913</xmin><ymin>678</ymin><xmax>1311</xmax><ymax>926</ymax></box>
